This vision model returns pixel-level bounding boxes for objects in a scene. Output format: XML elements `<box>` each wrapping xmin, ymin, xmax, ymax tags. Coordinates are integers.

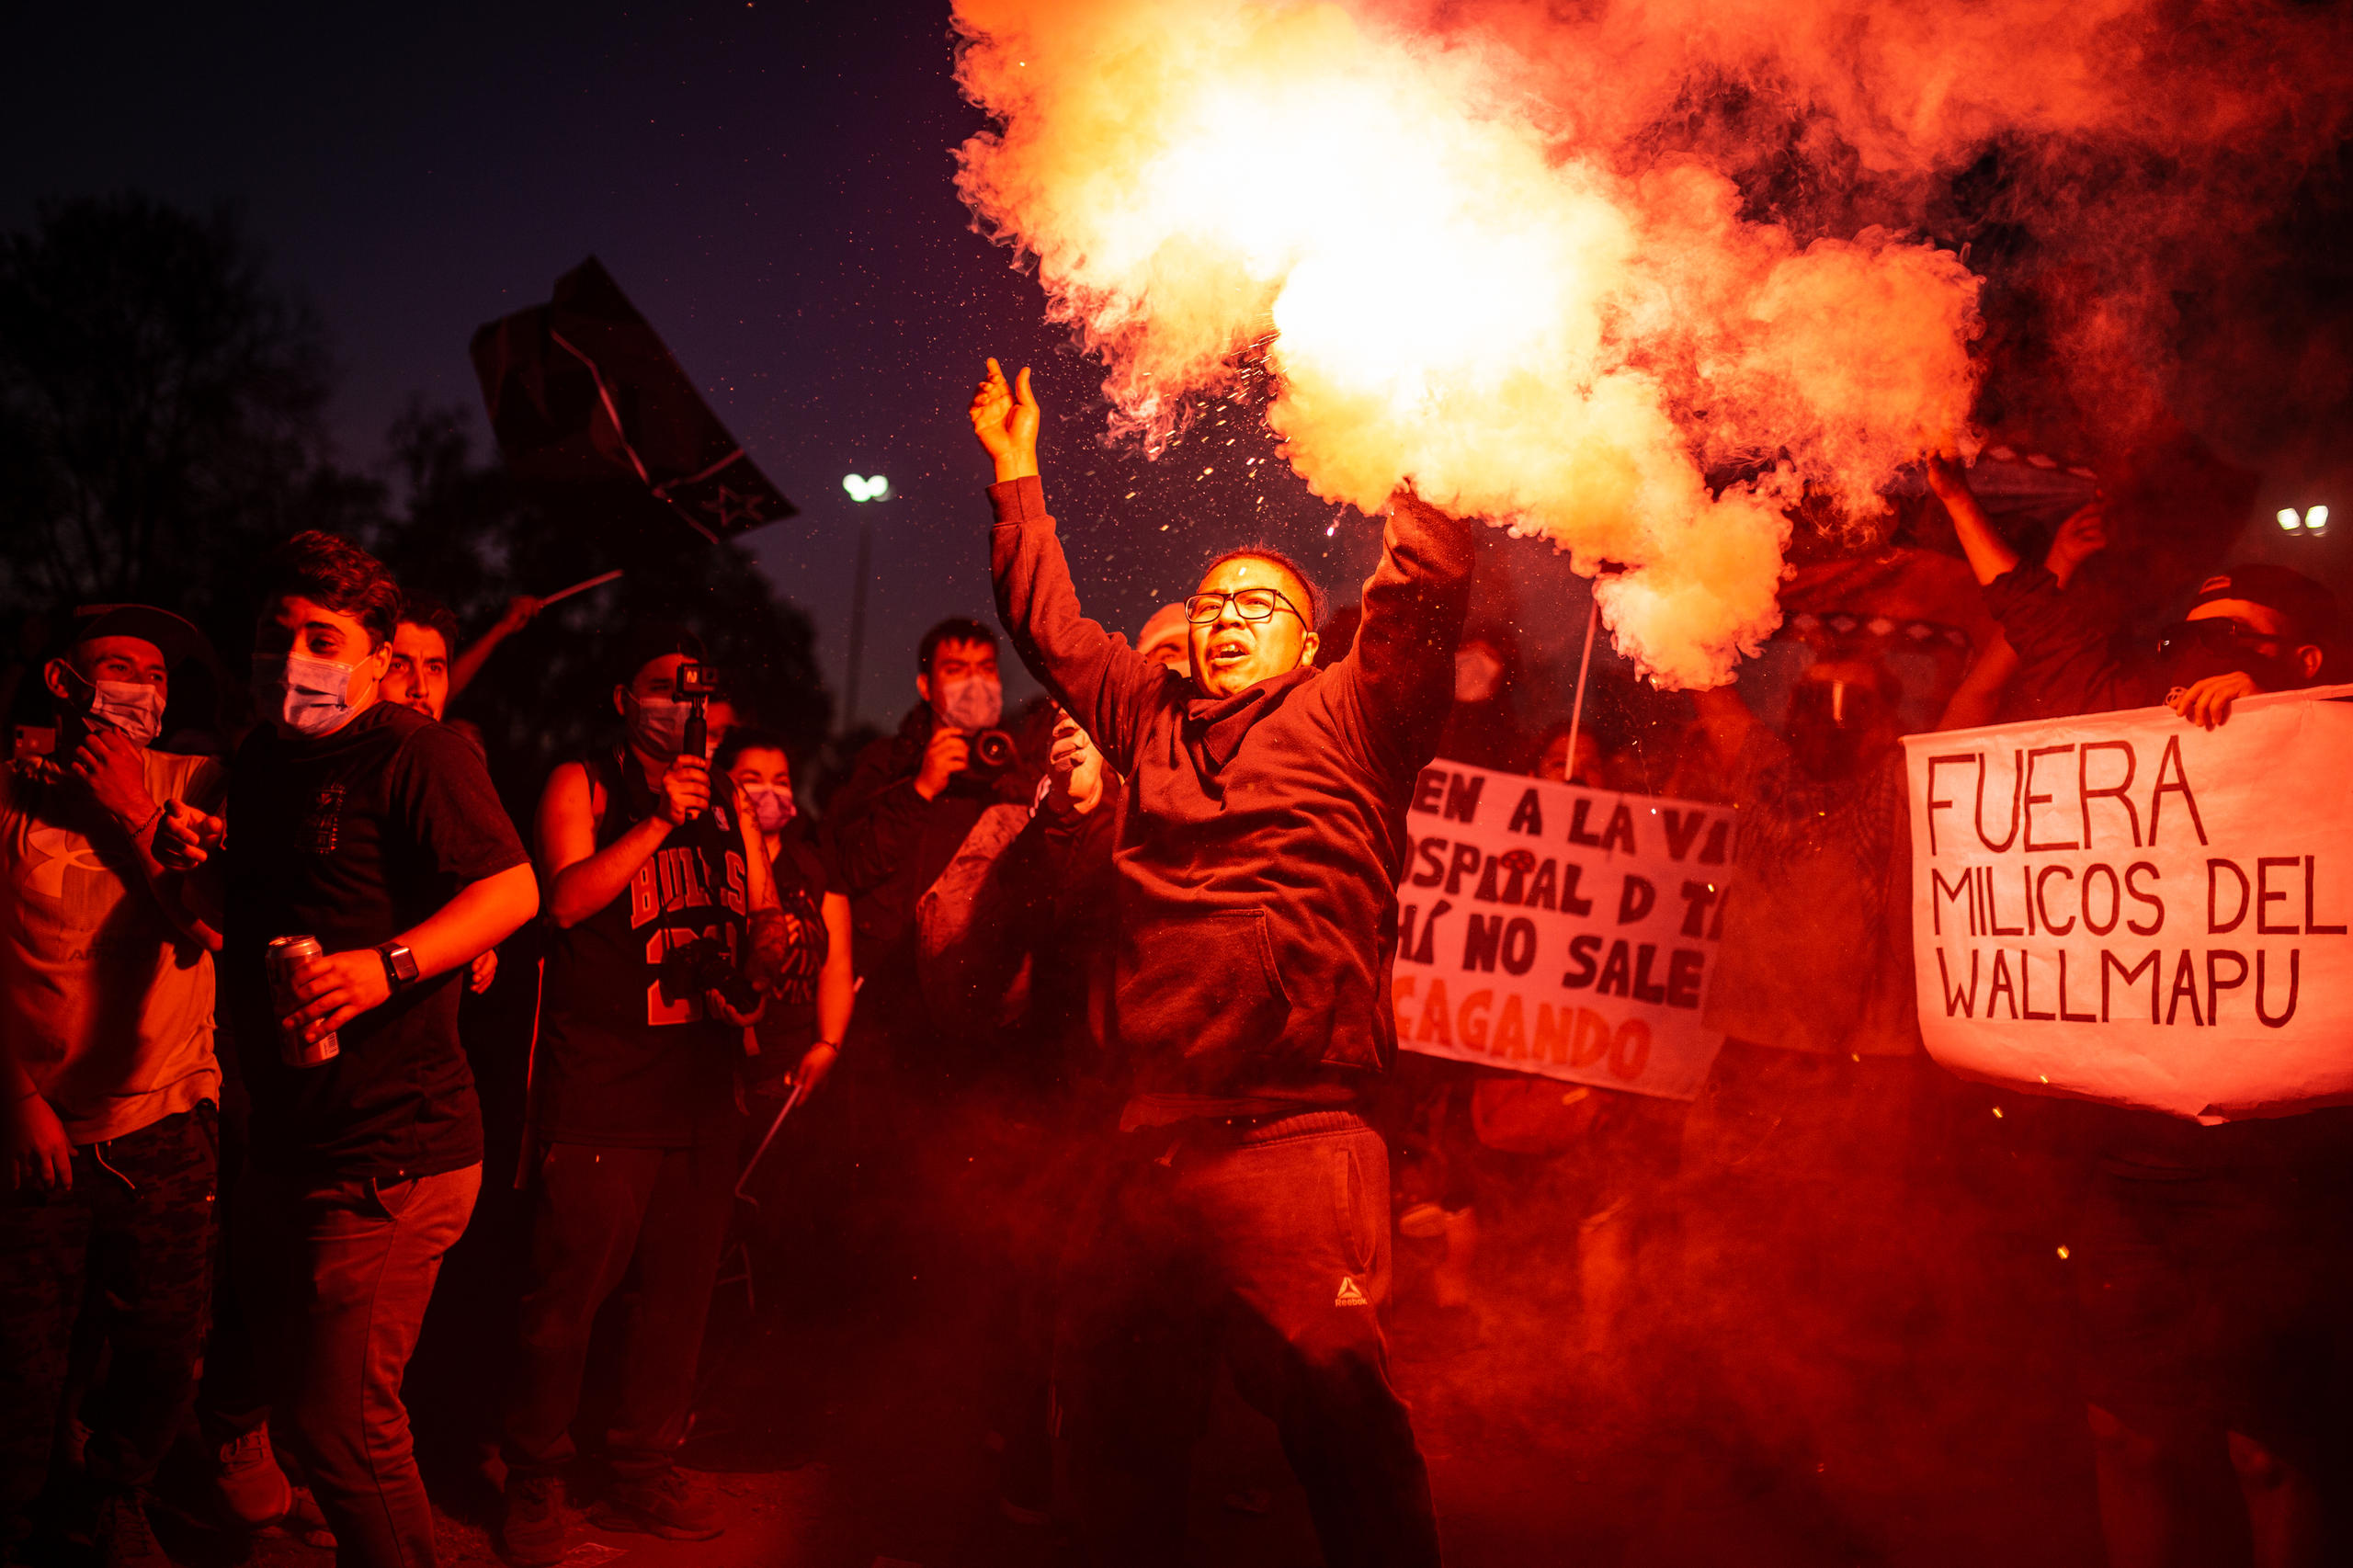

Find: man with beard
<box><xmin>1931</xmin><ymin>458</ymin><xmax>2345</xmax><ymax>1568</ymax></box>
<box><xmin>972</xmin><ymin>358</ymin><xmax>1472</xmax><ymax>1568</ymax></box>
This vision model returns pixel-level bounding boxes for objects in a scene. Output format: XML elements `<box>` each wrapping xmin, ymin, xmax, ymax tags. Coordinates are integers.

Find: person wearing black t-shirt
<box><xmin>158</xmin><ymin>532</ymin><xmax>539</xmax><ymax>1568</ymax></box>
<box><xmin>497</xmin><ymin>631</ymin><xmax>800</xmax><ymax>1563</ymax></box>
<box><xmin>716</xmin><ymin>727</ymin><xmax>853</xmax><ymax>1098</ymax></box>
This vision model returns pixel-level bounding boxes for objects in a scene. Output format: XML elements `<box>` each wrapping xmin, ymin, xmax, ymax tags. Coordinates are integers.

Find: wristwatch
<box><xmin>377</xmin><ymin>941</ymin><xmax>420</xmax><ymax>991</ymax></box>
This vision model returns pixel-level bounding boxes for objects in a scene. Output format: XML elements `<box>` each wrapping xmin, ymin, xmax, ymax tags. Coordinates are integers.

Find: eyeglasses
<box><xmin>2156</xmin><ymin>617</ymin><xmax>2279</xmax><ymax>659</ymax></box>
<box><xmin>1184</xmin><ymin>588</ymin><xmax>1307</xmax><ymax>626</ymax></box>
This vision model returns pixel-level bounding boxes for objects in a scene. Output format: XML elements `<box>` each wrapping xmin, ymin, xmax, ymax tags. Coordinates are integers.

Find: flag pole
<box><xmin>843</xmin><ymin>508</ymin><xmax>873</xmax><ymax>726</ymax></box>
<box><xmin>1565</xmin><ymin>595</ymin><xmax>1598</xmax><ymax>777</ymax></box>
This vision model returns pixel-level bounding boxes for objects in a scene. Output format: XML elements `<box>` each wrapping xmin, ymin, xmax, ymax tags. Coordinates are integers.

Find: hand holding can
<box><xmin>267</xmin><ymin>935</ymin><xmax>340</xmax><ymax>1067</ymax></box>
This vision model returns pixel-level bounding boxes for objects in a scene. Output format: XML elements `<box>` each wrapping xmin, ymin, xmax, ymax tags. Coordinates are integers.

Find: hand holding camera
<box><xmin>659</xmin><ymin>934</ymin><xmax>765</xmax><ymax>1024</ymax></box>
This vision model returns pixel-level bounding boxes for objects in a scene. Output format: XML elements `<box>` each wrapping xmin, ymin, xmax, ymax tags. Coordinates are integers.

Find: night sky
<box><xmin>6</xmin><ymin>2</ymin><xmax>2338</xmax><ymax>731</ymax></box>
<box><xmin>4</xmin><ymin>0</ymin><xmax>1532</xmax><ymax>730</ymax></box>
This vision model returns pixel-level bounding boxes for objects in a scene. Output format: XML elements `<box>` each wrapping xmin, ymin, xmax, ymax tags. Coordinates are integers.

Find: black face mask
<box><xmin>2154</xmin><ymin>619</ymin><xmax>2303</xmax><ymax>698</ymax></box>
<box><xmin>1784</xmin><ymin>677</ymin><xmax>1893</xmax><ymax>782</ymax></box>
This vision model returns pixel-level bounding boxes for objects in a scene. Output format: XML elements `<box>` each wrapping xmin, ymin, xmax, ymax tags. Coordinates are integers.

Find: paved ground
<box><xmin>129</xmin><ymin>1070</ymin><xmax>2103</xmax><ymax>1568</ymax></box>
<box><xmin>145</xmin><ymin>1195</ymin><xmax>2100</xmax><ymax>1564</ymax></box>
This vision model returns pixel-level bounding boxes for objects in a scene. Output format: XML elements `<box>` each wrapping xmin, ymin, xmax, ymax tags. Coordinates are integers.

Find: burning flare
<box><xmin>953</xmin><ymin>0</ymin><xmax>1983</xmax><ymax>687</ymax></box>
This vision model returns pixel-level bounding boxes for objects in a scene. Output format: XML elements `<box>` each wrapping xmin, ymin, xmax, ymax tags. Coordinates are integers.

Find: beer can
<box><xmin>267</xmin><ymin>934</ymin><xmax>340</xmax><ymax>1067</ymax></box>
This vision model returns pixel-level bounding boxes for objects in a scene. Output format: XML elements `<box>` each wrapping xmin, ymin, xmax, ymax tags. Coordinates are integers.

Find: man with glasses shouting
<box><xmin>971</xmin><ymin>359</ymin><xmax>1472</xmax><ymax>1568</ymax></box>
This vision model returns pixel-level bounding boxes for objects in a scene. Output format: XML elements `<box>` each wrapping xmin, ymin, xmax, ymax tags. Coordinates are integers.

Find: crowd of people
<box><xmin>0</xmin><ymin>357</ymin><xmax>2345</xmax><ymax>1568</ymax></box>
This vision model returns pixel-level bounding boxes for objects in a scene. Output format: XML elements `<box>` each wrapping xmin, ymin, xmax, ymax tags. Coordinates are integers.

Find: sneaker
<box><xmin>95</xmin><ymin>1493</ymin><xmax>169</xmax><ymax>1568</ymax></box>
<box><xmin>210</xmin><ymin>1426</ymin><xmax>292</xmax><ymax>1528</ymax></box>
<box><xmin>592</xmin><ymin>1469</ymin><xmax>722</xmax><ymax>1540</ymax></box>
<box><xmin>497</xmin><ymin>1474</ymin><xmax>566</xmax><ymax>1566</ymax></box>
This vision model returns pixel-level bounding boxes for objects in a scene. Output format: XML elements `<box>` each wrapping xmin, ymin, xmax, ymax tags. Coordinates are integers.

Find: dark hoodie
<box><xmin>989</xmin><ymin>476</ymin><xmax>1474</xmax><ymax>1120</ymax></box>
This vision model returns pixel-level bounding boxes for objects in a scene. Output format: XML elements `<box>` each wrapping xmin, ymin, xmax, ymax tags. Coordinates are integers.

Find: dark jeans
<box><xmin>2078</xmin><ymin>1155</ymin><xmax>2353</xmax><ymax>1469</ymax></box>
<box><xmin>0</xmin><ymin>1107</ymin><xmax>218</xmax><ymax>1534</ymax></box>
<box><xmin>503</xmin><ymin>1138</ymin><xmax>738</xmax><ymax>1482</ymax></box>
<box><xmin>1058</xmin><ymin>1111</ymin><xmax>1441</xmax><ymax>1568</ymax></box>
<box><xmin>235</xmin><ymin>1161</ymin><xmax>480</xmax><ymax>1568</ymax></box>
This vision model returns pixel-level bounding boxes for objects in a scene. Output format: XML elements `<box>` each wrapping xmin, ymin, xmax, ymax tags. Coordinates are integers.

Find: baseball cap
<box><xmin>2188</xmin><ymin>566</ymin><xmax>2339</xmax><ymax>643</ymax></box>
<box><xmin>71</xmin><ymin>604</ymin><xmax>211</xmax><ymax>668</ymax></box>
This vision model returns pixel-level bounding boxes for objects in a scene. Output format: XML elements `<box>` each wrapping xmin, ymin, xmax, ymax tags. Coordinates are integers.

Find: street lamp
<box><xmin>841</xmin><ymin>474</ymin><xmax>890</xmax><ymax>724</ymax></box>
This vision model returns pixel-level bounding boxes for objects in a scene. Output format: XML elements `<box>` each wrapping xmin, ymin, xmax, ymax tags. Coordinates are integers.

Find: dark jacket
<box><xmin>824</xmin><ymin>703</ymin><xmax>1034</xmax><ymax>980</ymax></box>
<box><xmin>1983</xmin><ymin>562</ymin><xmax>2160</xmax><ymax>717</ymax></box>
<box><xmin>990</xmin><ymin>475</ymin><xmax>1475</xmax><ymax>1113</ymax></box>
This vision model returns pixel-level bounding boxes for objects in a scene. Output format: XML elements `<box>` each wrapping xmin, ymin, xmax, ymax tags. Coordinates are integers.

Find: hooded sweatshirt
<box><xmin>989</xmin><ymin>476</ymin><xmax>1474</xmax><ymax>1122</ymax></box>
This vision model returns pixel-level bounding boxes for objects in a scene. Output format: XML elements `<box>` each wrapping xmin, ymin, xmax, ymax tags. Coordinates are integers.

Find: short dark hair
<box><xmin>399</xmin><ymin>596</ymin><xmax>460</xmax><ymax>651</ymax></box>
<box><xmin>919</xmin><ymin>618</ymin><xmax>998</xmax><ymax>676</ymax></box>
<box><xmin>1200</xmin><ymin>545</ymin><xmax>1324</xmax><ymax>630</ymax></box>
<box><xmin>261</xmin><ymin>531</ymin><xmax>403</xmax><ymax>649</ymax></box>
<box><xmin>714</xmin><ymin>725</ymin><xmax>791</xmax><ymax>774</ymax></box>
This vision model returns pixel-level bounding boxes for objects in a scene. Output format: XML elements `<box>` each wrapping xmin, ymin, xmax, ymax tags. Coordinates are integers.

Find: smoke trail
<box><xmin>953</xmin><ymin>0</ymin><xmax>1984</xmax><ymax>687</ymax></box>
<box><xmin>954</xmin><ymin>0</ymin><xmax>2350</xmax><ymax>687</ymax></box>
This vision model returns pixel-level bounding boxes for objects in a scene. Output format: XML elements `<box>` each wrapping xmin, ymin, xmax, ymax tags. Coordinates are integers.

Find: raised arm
<box><xmin>974</xmin><ymin>359</ymin><xmax>1163</xmax><ymax>771</ymax></box>
<box><xmin>1929</xmin><ymin>456</ymin><xmax>2135</xmax><ymax>715</ymax></box>
<box><xmin>1339</xmin><ymin>487</ymin><xmax>1478</xmax><ymax>768</ymax></box>
<box><xmin>449</xmin><ymin>595</ymin><xmax>542</xmax><ymax>700</ymax></box>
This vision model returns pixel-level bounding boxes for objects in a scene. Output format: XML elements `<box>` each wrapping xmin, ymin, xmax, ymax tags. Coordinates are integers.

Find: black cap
<box><xmin>613</xmin><ymin>622</ymin><xmax>706</xmax><ymax>684</ymax></box>
<box><xmin>2189</xmin><ymin>566</ymin><xmax>2339</xmax><ymax>642</ymax></box>
<box><xmin>70</xmin><ymin>604</ymin><xmax>211</xmax><ymax>668</ymax></box>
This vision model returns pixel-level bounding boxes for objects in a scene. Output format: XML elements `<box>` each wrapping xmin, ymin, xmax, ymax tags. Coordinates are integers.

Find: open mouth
<box><xmin>1207</xmin><ymin>638</ymin><xmax>1250</xmax><ymax>669</ymax></box>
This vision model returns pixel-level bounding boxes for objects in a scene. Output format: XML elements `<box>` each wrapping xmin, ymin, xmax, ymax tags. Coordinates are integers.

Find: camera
<box><xmin>967</xmin><ymin>727</ymin><xmax>1017</xmax><ymax>776</ymax></box>
<box><xmin>675</xmin><ymin>661</ymin><xmax>721</xmax><ymax>774</ymax></box>
<box><xmin>658</xmin><ymin>933</ymin><xmax>760</xmax><ymax>1017</ymax></box>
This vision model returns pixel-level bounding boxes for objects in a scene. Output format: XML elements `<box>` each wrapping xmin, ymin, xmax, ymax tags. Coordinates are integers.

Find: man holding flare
<box><xmin>972</xmin><ymin>358</ymin><xmax>1472</xmax><ymax>1567</ymax></box>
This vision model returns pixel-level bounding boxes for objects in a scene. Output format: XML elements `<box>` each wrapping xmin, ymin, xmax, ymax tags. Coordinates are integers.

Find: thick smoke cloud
<box><xmin>952</xmin><ymin>0</ymin><xmax>2347</xmax><ymax>687</ymax></box>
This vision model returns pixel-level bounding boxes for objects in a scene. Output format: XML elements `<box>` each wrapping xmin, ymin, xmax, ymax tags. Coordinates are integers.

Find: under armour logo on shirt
<box><xmin>1335</xmin><ymin>1277</ymin><xmax>1370</xmax><ymax>1308</ymax></box>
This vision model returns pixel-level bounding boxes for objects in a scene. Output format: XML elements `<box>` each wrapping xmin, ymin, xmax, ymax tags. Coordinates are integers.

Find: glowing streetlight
<box><xmin>2279</xmin><ymin>504</ymin><xmax>2330</xmax><ymax>534</ymax></box>
<box><xmin>842</xmin><ymin>473</ymin><xmax>890</xmax><ymax>502</ymax></box>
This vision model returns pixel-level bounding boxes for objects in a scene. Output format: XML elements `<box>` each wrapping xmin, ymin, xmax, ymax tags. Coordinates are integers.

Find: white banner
<box><xmin>1904</xmin><ymin>685</ymin><xmax>2353</xmax><ymax>1120</ymax></box>
<box><xmin>1393</xmin><ymin>760</ymin><xmax>1733</xmax><ymax>1100</ymax></box>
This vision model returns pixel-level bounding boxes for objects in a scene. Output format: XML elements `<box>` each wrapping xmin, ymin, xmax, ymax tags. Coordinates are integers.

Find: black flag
<box><xmin>470</xmin><ymin>257</ymin><xmax>795</xmax><ymax>540</ymax></box>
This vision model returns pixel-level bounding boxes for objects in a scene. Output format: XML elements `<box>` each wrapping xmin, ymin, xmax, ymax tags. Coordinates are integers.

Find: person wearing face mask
<box><xmin>154</xmin><ymin>532</ymin><xmax>540</xmax><ymax>1568</ymax></box>
<box><xmin>496</xmin><ymin>628</ymin><xmax>795</xmax><ymax>1563</ymax></box>
<box><xmin>824</xmin><ymin>617</ymin><xmax>1039</xmax><ymax>1068</ymax></box>
<box><xmin>716</xmin><ymin>727</ymin><xmax>852</xmax><ymax>1106</ymax></box>
<box><xmin>0</xmin><ymin>606</ymin><xmax>225</xmax><ymax>1568</ymax></box>
<box><xmin>975</xmin><ymin>358</ymin><xmax>1472</xmax><ymax>1568</ymax></box>
<box><xmin>1932</xmin><ymin>458</ymin><xmax>2350</xmax><ymax>1568</ymax></box>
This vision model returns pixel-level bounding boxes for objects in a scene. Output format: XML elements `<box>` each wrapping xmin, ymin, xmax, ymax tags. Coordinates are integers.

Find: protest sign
<box><xmin>1394</xmin><ymin>760</ymin><xmax>1733</xmax><ymax>1100</ymax></box>
<box><xmin>1904</xmin><ymin>685</ymin><xmax>2353</xmax><ymax>1120</ymax></box>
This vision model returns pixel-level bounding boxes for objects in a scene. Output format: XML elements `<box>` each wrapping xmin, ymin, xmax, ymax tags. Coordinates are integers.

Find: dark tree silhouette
<box><xmin>0</xmin><ymin>196</ymin><xmax>377</xmax><ymax>638</ymax></box>
<box><xmin>0</xmin><ymin>197</ymin><xmax>833</xmax><ymax>808</ymax></box>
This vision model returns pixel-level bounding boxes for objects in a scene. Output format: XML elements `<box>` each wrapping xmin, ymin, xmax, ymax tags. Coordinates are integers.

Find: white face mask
<box><xmin>937</xmin><ymin>673</ymin><xmax>1004</xmax><ymax>732</ymax></box>
<box><xmin>85</xmin><ymin>679</ymin><xmax>165</xmax><ymax>747</ymax></box>
<box><xmin>742</xmin><ymin>784</ymin><xmax>797</xmax><ymax>833</ymax></box>
<box><xmin>256</xmin><ymin>653</ymin><xmax>363</xmax><ymax>738</ymax></box>
<box><xmin>1454</xmin><ymin>648</ymin><xmax>1503</xmax><ymax>704</ymax></box>
<box><xmin>627</xmin><ymin>694</ymin><xmax>690</xmax><ymax>758</ymax></box>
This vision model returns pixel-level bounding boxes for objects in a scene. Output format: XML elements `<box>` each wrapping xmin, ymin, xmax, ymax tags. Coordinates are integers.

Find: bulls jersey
<box><xmin>534</xmin><ymin>748</ymin><xmax>751</xmax><ymax>1148</ymax></box>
